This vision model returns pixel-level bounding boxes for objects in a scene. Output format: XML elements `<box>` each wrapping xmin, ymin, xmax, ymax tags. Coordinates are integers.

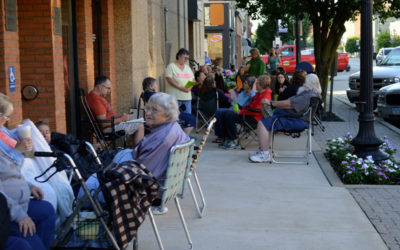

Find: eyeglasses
<box><xmin>144</xmin><ymin>106</ymin><xmax>160</xmax><ymax>114</ymax></box>
<box><xmin>0</xmin><ymin>113</ymin><xmax>10</xmax><ymax>120</ymax></box>
<box><xmin>183</xmin><ymin>56</ymin><xmax>190</xmax><ymax>60</ymax></box>
<box><xmin>102</xmin><ymin>85</ymin><xmax>111</xmax><ymax>90</ymax></box>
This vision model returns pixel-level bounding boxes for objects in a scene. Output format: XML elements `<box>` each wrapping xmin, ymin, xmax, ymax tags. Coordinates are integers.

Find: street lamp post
<box><xmin>351</xmin><ymin>0</ymin><xmax>388</xmax><ymax>161</ymax></box>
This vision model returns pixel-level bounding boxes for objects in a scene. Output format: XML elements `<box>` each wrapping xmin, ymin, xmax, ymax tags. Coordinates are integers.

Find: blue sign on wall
<box><xmin>9</xmin><ymin>66</ymin><xmax>16</xmax><ymax>92</ymax></box>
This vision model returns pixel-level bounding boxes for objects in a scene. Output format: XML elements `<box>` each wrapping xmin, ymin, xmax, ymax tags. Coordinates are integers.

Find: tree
<box><xmin>237</xmin><ymin>0</ymin><xmax>400</xmax><ymax>107</ymax></box>
<box><xmin>376</xmin><ymin>31</ymin><xmax>392</xmax><ymax>51</ymax></box>
<box><xmin>345</xmin><ymin>36</ymin><xmax>360</xmax><ymax>54</ymax></box>
<box><xmin>254</xmin><ymin>15</ymin><xmax>312</xmax><ymax>55</ymax></box>
<box><xmin>393</xmin><ymin>36</ymin><xmax>400</xmax><ymax>47</ymax></box>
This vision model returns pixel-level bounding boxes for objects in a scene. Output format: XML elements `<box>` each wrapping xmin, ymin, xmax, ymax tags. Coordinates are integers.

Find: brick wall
<box><xmin>18</xmin><ymin>0</ymin><xmax>66</xmax><ymax>133</ymax></box>
<box><xmin>0</xmin><ymin>1</ymin><xmax>23</xmax><ymax>128</ymax></box>
<box><xmin>76</xmin><ymin>0</ymin><xmax>95</xmax><ymax>93</ymax></box>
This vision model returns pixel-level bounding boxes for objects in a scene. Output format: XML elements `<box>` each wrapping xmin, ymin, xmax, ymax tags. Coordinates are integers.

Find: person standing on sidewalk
<box><xmin>245</xmin><ymin>48</ymin><xmax>266</xmax><ymax>78</ymax></box>
<box><xmin>166</xmin><ymin>48</ymin><xmax>194</xmax><ymax>114</ymax></box>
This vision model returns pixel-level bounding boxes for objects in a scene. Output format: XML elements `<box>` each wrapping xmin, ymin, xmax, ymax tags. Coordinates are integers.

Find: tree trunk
<box><xmin>312</xmin><ymin>19</ymin><xmax>346</xmax><ymax>112</ymax></box>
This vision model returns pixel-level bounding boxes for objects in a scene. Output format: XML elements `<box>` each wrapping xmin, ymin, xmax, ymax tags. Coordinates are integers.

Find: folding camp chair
<box><xmin>147</xmin><ymin>139</ymin><xmax>195</xmax><ymax>250</ymax></box>
<box><xmin>269</xmin><ymin>97</ymin><xmax>321</xmax><ymax>165</ymax></box>
<box><xmin>237</xmin><ymin>108</ymin><xmax>261</xmax><ymax>150</ymax></box>
<box><xmin>186</xmin><ymin>118</ymin><xmax>216</xmax><ymax>218</ymax></box>
<box><xmin>80</xmin><ymin>88</ymin><xmax>125</xmax><ymax>150</ymax></box>
<box><xmin>196</xmin><ymin>90</ymin><xmax>219</xmax><ymax>133</ymax></box>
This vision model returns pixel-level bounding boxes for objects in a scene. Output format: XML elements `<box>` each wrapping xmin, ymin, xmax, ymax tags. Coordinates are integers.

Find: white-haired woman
<box><xmin>113</xmin><ymin>92</ymin><xmax>189</xmax><ymax>182</ymax></box>
<box><xmin>249</xmin><ymin>74</ymin><xmax>322</xmax><ymax>163</ymax></box>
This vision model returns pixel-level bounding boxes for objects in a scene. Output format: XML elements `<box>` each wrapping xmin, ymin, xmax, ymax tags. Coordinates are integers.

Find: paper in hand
<box><xmin>184</xmin><ymin>81</ymin><xmax>199</xmax><ymax>88</ymax></box>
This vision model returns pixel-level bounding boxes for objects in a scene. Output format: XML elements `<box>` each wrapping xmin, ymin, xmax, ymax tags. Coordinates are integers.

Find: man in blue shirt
<box><xmin>204</xmin><ymin>51</ymin><xmax>212</xmax><ymax>65</ymax></box>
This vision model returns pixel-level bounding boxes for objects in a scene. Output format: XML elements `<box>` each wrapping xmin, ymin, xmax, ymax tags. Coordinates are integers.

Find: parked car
<box><xmin>347</xmin><ymin>47</ymin><xmax>400</xmax><ymax>109</ymax></box>
<box><xmin>376</xmin><ymin>47</ymin><xmax>394</xmax><ymax>65</ymax></box>
<box><xmin>377</xmin><ymin>82</ymin><xmax>400</xmax><ymax>120</ymax></box>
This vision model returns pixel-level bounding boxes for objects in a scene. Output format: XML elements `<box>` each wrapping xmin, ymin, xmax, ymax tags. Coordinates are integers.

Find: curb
<box><xmin>313</xmin><ymin>151</ymin><xmax>344</xmax><ymax>187</ymax></box>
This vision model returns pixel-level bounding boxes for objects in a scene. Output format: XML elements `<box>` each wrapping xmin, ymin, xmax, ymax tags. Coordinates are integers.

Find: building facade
<box><xmin>0</xmin><ymin>0</ymin><xmax>199</xmax><ymax>139</ymax></box>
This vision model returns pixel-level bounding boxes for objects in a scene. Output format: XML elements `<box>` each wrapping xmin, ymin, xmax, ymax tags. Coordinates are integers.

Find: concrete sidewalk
<box><xmin>137</xmin><ymin>135</ymin><xmax>387</xmax><ymax>250</ymax></box>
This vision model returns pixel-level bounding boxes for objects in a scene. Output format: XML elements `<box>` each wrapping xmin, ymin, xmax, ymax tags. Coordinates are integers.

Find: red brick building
<box><xmin>0</xmin><ymin>0</ymin><xmax>116</xmax><ymax>136</ymax></box>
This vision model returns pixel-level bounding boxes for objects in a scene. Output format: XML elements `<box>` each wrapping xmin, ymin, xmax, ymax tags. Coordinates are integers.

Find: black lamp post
<box><xmin>351</xmin><ymin>0</ymin><xmax>388</xmax><ymax>161</ymax></box>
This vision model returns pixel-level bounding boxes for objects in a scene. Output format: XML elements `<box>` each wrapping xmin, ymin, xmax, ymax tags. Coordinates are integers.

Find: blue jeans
<box><xmin>214</xmin><ymin>108</ymin><xmax>232</xmax><ymax>138</ymax></box>
<box><xmin>9</xmin><ymin>199</ymin><xmax>55</xmax><ymax>250</ymax></box>
<box><xmin>178</xmin><ymin>100</ymin><xmax>192</xmax><ymax>114</ymax></box>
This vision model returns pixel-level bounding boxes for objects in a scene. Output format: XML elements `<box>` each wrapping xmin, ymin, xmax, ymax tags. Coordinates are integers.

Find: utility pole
<box><xmin>295</xmin><ymin>14</ymin><xmax>301</xmax><ymax>66</ymax></box>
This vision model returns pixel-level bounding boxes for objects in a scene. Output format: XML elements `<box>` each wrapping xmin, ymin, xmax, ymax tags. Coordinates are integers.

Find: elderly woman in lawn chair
<box><xmin>113</xmin><ymin>92</ymin><xmax>190</xmax><ymax>214</ymax></box>
<box><xmin>249</xmin><ymin>74</ymin><xmax>322</xmax><ymax>163</ymax></box>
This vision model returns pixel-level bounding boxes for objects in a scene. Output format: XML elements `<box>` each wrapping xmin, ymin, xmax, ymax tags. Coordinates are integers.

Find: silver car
<box><xmin>376</xmin><ymin>47</ymin><xmax>394</xmax><ymax>65</ymax></box>
<box><xmin>347</xmin><ymin>47</ymin><xmax>400</xmax><ymax>109</ymax></box>
<box><xmin>377</xmin><ymin>47</ymin><xmax>400</xmax><ymax>120</ymax></box>
<box><xmin>378</xmin><ymin>83</ymin><xmax>400</xmax><ymax>120</ymax></box>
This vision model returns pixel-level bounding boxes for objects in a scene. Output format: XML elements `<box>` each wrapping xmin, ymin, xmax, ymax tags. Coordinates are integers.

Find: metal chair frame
<box><xmin>147</xmin><ymin>139</ymin><xmax>195</xmax><ymax>250</ymax></box>
<box><xmin>195</xmin><ymin>90</ymin><xmax>219</xmax><ymax>133</ymax></box>
<box><xmin>269</xmin><ymin>97</ymin><xmax>321</xmax><ymax>165</ymax></box>
<box><xmin>237</xmin><ymin>111</ymin><xmax>260</xmax><ymax>150</ymax></box>
<box><xmin>186</xmin><ymin>118</ymin><xmax>216</xmax><ymax>218</ymax></box>
<box><xmin>79</xmin><ymin>88</ymin><xmax>124</xmax><ymax>150</ymax></box>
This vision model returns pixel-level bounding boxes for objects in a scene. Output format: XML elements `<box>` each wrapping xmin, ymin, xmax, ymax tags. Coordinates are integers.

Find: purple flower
<box><xmin>379</xmin><ymin>178</ymin><xmax>382</xmax><ymax>181</ymax></box>
<box><xmin>351</xmin><ymin>167</ymin><xmax>356</xmax><ymax>171</ymax></box>
<box><xmin>342</xmin><ymin>161</ymin><xmax>348</xmax><ymax>165</ymax></box>
<box><xmin>378</xmin><ymin>172</ymin><xmax>384</xmax><ymax>176</ymax></box>
<box><xmin>347</xmin><ymin>170</ymin><xmax>353</xmax><ymax>174</ymax></box>
<box><xmin>344</xmin><ymin>144</ymin><xmax>349</xmax><ymax>149</ymax></box>
<box><xmin>384</xmin><ymin>175</ymin><xmax>389</xmax><ymax>180</ymax></box>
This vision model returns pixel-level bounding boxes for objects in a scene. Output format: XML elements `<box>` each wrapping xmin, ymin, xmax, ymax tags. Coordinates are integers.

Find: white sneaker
<box><xmin>248</xmin><ymin>148</ymin><xmax>262</xmax><ymax>158</ymax></box>
<box><xmin>151</xmin><ymin>206</ymin><xmax>168</xmax><ymax>215</ymax></box>
<box><xmin>249</xmin><ymin>152</ymin><xmax>270</xmax><ymax>163</ymax></box>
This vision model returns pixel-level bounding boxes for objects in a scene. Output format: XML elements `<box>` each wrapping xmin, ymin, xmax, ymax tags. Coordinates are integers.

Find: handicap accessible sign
<box><xmin>9</xmin><ymin>66</ymin><xmax>16</xmax><ymax>92</ymax></box>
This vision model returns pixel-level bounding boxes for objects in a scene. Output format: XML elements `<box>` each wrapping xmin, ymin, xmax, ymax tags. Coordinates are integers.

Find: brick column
<box><xmin>100</xmin><ymin>0</ymin><xmax>116</xmax><ymax>111</ymax></box>
<box><xmin>76</xmin><ymin>0</ymin><xmax>95</xmax><ymax>93</ymax></box>
<box><xmin>18</xmin><ymin>0</ymin><xmax>66</xmax><ymax>133</ymax></box>
<box><xmin>0</xmin><ymin>1</ymin><xmax>22</xmax><ymax>128</ymax></box>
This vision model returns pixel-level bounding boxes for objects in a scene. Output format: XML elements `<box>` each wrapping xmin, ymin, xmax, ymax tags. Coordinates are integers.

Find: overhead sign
<box><xmin>278</xmin><ymin>19</ymin><xmax>288</xmax><ymax>33</ymax></box>
<box><xmin>210</xmin><ymin>34</ymin><xmax>223</xmax><ymax>42</ymax></box>
<box><xmin>8</xmin><ymin>66</ymin><xmax>16</xmax><ymax>92</ymax></box>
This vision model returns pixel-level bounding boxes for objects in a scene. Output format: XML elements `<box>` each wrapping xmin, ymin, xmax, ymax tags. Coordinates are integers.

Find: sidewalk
<box><xmin>136</xmin><ymin>125</ymin><xmax>387</xmax><ymax>249</ymax></box>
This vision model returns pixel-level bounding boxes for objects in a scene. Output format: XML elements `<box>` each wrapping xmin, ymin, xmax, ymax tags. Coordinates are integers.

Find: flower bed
<box><xmin>325</xmin><ymin>132</ymin><xmax>399</xmax><ymax>184</ymax></box>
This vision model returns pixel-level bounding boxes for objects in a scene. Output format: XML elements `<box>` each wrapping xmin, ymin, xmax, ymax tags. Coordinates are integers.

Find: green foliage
<box><xmin>254</xmin><ymin>19</ymin><xmax>276</xmax><ymax>54</ymax></box>
<box><xmin>376</xmin><ymin>31</ymin><xmax>392</xmax><ymax>51</ymax></box>
<box><xmin>337</xmin><ymin>45</ymin><xmax>344</xmax><ymax>52</ymax></box>
<box><xmin>254</xmin><ymin>15</ymin><xmax>312</xmax><ymax>54</ymax></box>
<box><xmin>391</xmin><ymin>36</ymin><xmax>400</xmax><ymax>47</ymax></box>
<box><xmin>345</xmin><ymin>37</ymin><xmax>360</xmax><ymax>53</ymax></box>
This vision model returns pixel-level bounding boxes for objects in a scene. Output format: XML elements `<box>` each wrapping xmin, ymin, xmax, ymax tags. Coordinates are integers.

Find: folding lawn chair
<box><xmin>196</xmin><ymin>90</ymin><xmax>219</xmax><ymax>133</ymax></box>
<box><xmin>237</xmin><ymin>108</ymin><xmax>261</xmax><ymax>150</ymax></box>
<box><xmin>269</xmin><ymin>97</ymin><xmax>321</xmax><ymax>164</ymax></box>
<box><xmin>80</xmin><ymin>88</ymin><xmax>125</xmax><ymax>150</ymax></box>
<box><xmin>147</xmin><ymin>139</ymin><xmax>195</xmax><ymax>250</ymax></box>
<box><xmin>186</xmin><ymin>118</ymin><xmax>216</xmax><ymax>218</ymax></box>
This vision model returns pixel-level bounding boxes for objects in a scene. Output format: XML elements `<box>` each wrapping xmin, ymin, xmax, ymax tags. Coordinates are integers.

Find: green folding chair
<box><xmin>147</xmin><ymin>139</ymin><xmax>195</xmax><ymax>250</ymax></box>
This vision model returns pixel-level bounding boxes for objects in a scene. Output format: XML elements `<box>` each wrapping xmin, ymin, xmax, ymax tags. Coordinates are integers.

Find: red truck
<box><xmin>249</xmin><ymin>45</ymin><xmax>350</xmax><ymax>74</ymax></box>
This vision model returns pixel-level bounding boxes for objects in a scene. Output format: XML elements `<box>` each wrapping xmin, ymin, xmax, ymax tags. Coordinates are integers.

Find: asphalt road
<box><xmin>328</xmin><ymin>57</ymin><xmax>400</xmax><ymax>128</ymax></box>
